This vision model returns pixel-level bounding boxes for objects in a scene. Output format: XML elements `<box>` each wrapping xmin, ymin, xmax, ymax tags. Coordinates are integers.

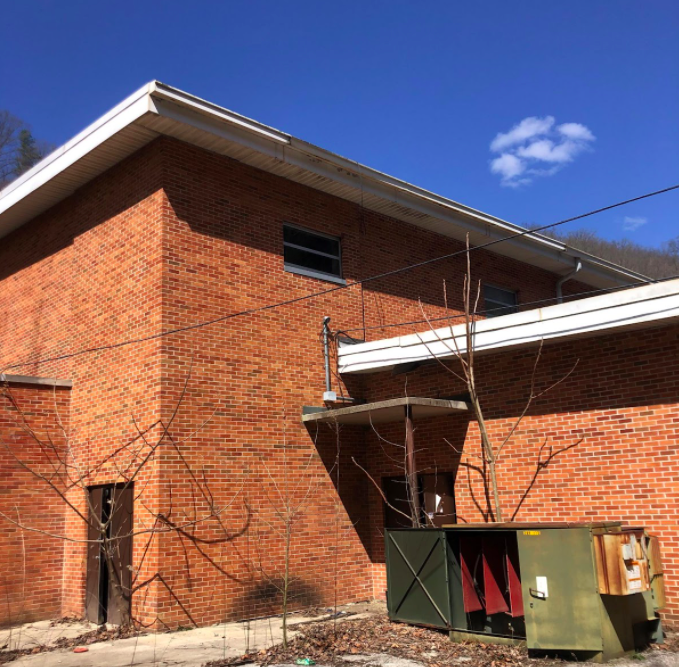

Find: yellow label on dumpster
<box><xmin>523</xmin><ymin>530</ymin><xmax>541</xmax><ymax>536</ymax></box>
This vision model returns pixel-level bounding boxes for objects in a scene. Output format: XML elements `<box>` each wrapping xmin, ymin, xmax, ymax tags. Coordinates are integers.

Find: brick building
<box><xmin>0</xmin><ymin>82</ymin><xmax>675</xmax><ymax>629</ymax></box>
<box><xmin>333</xmin><ymin>281</ymin><xmax>679</xmax><ymax>628</ymax></box>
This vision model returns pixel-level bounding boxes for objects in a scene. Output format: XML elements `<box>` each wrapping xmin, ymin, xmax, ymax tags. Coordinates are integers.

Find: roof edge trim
<box><xmin>337</xmin><ymin>278</ymin><xmax>679</xmax><ymax>374</ymax></box>
<box><xmin>0</xmin><ymin>81</ymin><xmax>652</xmax><ymax>286</ymax></box>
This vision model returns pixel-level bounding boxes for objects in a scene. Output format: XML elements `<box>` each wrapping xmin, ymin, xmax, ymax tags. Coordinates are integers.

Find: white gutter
<box><xmin>147</xmin><ymin>84</ymin><xmax>648</xmax><ymax>287</ymax></box>
<box><xmin>0</xmin><ymin>83</ymin><xmax>155</xmax><ymax>217</ymax></box>
<box><xmin>338</xmin><ymin>278</ymin><xmax>679</xmax><ymax>374</ymax></box>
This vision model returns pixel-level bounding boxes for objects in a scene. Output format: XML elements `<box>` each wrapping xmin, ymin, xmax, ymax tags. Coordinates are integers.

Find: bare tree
<box><xmin>253</xmin><ymin>418</ymin><xmax>324</xmax><ymax>648</ymax></box>
<box><xmin>0</xmin><ymin>111</ymin><xmax>23</xmax><ymax>186</ymax></box>
<box><xmin>416</xmin><ymin>235</ymin><xmax>581</xmax><ymax>522</ymax></box>
<box><xmin>0</xmin><ymin>375</ymin><xmax>249</xmax><ymax>628</ymax></box>
<box><xmin>0</xmin><ymin>111</ymin><xmax>55</xmax><ymax>187</ymax></box>
<box><xmin>542</xmin><ymin>227</ymin><xmax>679</xmax><ymax>280</ymax></box>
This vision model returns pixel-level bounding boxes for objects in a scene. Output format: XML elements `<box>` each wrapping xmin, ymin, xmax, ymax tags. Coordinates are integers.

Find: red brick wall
<box><xmin>357</xmin><ymin>324</ymin><xmax>679</xmax><ymax>626</ymax></box>
<box><xmin>149</xmin><ymin>138</ymin><xmax>585</xmax><ymax>626</ymax></box>
<box><xmin>0</xmin><ymin>383</ymin><xmax>70</xmax><ymax>626</ymax></box>
<box><xmin>0</xmin><ymin>135</ymin><xmax>602</xmax><ymax>628</ymax></box>
<box><xmin>0</xmin><ymin>141</ymin><xmax>166</xmax><ymax>625</ymax></box>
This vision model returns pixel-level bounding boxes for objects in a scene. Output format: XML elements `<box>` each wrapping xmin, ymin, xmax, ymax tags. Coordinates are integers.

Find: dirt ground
<box><xmin>0</xmin><ymin>605</ymin><xmax>373</xmax><ymax>667</ymax></box>
<box><xmin>208</xmin><ymin>606</ymin><xmax>679</xmax><ymax>667</ymax></box>
<box><xmin>1</xmin><ymin>602</ymin><xmax>677</xmax><ymax>667</ymax></box>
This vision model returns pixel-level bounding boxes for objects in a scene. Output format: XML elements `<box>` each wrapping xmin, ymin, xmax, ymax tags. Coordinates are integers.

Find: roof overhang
<box><xmin>0</xmin><ymin>373</ymin><xmax>72</xmax><ymax>388</ymax></box>
<box><xmin>338</xmin><ymin>278</ymin><xmax>679</xmax><ymax>374</ymax></box>
<box><xmin>0</xmin><ymin>81</ymin><xmax>649</xmax><ymax>289</ymax></box>
<box><xmin>302</xmin><ymin>396</ymin><xmax>468</xmax><ymax>425</ymax></box>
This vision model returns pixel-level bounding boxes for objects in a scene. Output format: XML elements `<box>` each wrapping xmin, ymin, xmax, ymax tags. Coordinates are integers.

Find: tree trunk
<box><xmin>404</xmin><ymin>405</ymin><xmax>421</xmax><ymax>527</ymax></box>
<box><xmin>282</xmin><ymin>518</ymin><xmax>291</xmax><ymax>648</ymax></box>
<box><xmin>470</xmin><ymin>389</ymin><xmax>503</xmax><ymax>522</ymax></box>
<box><xmin>104</xmin><ymin>537</ymin><xmax>132</xmax><ymax>626</ymax></box>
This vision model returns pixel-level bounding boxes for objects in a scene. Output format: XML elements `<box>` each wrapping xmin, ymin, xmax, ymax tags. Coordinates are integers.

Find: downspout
<box><xmin>322</xmin><ymin>316</ymin><xmax>334</xmax><ymax>402</ymax></box>
<box><xmin>556</xmin><ymin>257</ymin><xmax>582</xmax><ymax>304</ymax></box>
<box><xmin>321</xmin><ymin>317</ymin><xmax>355</xmax><ymax>404</ymax></box>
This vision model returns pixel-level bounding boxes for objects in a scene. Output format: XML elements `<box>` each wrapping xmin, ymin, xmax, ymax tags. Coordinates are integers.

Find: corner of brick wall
<box><xmin>0</xmin><ymin>383</ymin><xmax>71</xmax><ymax>627</ymax></box>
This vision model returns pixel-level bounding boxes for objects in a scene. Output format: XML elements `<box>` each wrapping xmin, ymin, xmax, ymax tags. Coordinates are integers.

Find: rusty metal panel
<box><xmin>85</xmin><ymin>484</ymin><xmax>134</xmax><ymax>626</ymax></box>
<box><xmin>647</xmin><ymin>534</ymin><xmax>666</xmax><ymax>609</ymax></box>
<box><xmin>106</xmin><ymin>485</ymin><xmax>134</xmax><ymax>626</ymax></box>
<box><xmin>594</xmin><ymin>532</ymin><xmax>651</xmax><ymax>595</ymax></box>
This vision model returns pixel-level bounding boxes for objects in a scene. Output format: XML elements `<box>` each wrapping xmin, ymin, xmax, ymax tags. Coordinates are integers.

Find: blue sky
<box><xmin>2</xmin><ymin>1</ymin><xmax>677</xmax><ymax>247</ymax></box>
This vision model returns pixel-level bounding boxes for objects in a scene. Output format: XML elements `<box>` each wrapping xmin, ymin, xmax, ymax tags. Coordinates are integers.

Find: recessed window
<box><xmin>483</xmin><ymin>285</ymin><xmax>518</xmax><ymax>318</ymax></box>
<box><xmin>283</xmin><ymin>224</ymin><xmax>344</xmax><ymax>283</ymax></box>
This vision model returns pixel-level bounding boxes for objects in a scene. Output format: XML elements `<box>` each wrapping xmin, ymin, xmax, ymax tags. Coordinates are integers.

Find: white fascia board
<box><xmin>0</xmin><ymin>80</ymin><xmax>651</xmax><ymax>287</ymax></box>
<box><xmin>0</xmin><ymin>83</ymin><xmax>156</xmax><ymax>217</ymax></box>
<box><xmin>137</xmin><ymin>83</ymin><xmax>650</xmax><ymax>286</ymax></box>
<box><xmin>338</xmin><ymin>279</ymin><xmax>679</xmax><ymax>374</ymax></box>
<box><xmin>148</xmin><ymin>96</ymin><xmax>289</xmax><ymax>160</ymax></box>
<box><xmin>152</xmin><ymin>83</ymin><xmax>290</xmax><ymax>144</ymax></box>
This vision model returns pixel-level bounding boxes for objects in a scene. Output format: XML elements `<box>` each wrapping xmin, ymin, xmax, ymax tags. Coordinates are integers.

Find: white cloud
<box><xmin>623</xmin><ymin>216</ymin><xmax>648</xmax><ymax>232</ymax></box>
<box><xmin>490</xmin><ymin>153</ymin><xmax>525</xmax><ymax>181</ymax></box>
<box><xmin>489</xmin><ymin>116</ymin><xmax>595</xmax><ymax>187</ymax></box>
<box><xmin>516</xmin><ymin>139</ymin><xmax>586</xmax><ymax>164</ymax></box>
<box><xmin>490</xmin><ymin>116</ymin><xmax>555</xmax><ymax>153</ymax></box>
<box><xmin>557</xmin><ymin>122</ymin><xmax>595</xmax><ymax>142</ymax></box>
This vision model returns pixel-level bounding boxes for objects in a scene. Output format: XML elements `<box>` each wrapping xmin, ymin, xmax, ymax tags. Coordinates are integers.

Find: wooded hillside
<box><xmin>543</xmin><ymin>228</ymin><xmax>679</xmax><ymax>279</ymax></box>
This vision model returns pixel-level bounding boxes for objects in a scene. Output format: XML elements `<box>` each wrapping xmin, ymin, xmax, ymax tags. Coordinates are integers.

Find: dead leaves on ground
<box><xmin>207</xmin><ymin>617</ymin><xmax>533</xmax><ymax>667</ymax></box>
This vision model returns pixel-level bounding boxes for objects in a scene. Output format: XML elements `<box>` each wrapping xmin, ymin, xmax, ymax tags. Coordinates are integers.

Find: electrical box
<box><xmin>594</xmin><ymin>530</ymin><xmax>652</xmax><ymax>595</ymax></box>
<box><xmin>385</xmin><ymin>522</ymin><xmax>665</xmax><ymax>662</ymax></box>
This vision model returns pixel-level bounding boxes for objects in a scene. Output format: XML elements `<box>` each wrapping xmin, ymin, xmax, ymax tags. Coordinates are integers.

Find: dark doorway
<box><xmin>383</xmin><ymin>473</ymin><xmax>456</xmax><ymax>528</ymax></box>
<box><xmin>85</xmin><ymin>484</ymin><xmax>134</xmax><ymax>625</ymax></box>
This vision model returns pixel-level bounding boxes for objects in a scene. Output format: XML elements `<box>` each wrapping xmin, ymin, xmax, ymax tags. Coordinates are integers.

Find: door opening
<box><xmin>382</xmin><ymin>473</ymin><xmax>456</xmax><ymax>528</ymax></box>
<box><xmin>85</xmin><ymin>484</ymin><xmax>134</xmax><ymax>625</ymax></box>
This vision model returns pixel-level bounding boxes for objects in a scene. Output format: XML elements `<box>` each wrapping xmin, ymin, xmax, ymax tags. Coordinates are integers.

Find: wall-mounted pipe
<box><xmin>556</xmin><ymin>257</ymin><xmax>582</xmax><ymax>304</ymax></box>
<box><xmin>321</xmin><ymin>316</ymin><xmax>356</xmax><ymax>404</ymax></box>
<box><xmin>322</xmin><ymin>316</ymin><xmax>343</xmax><ymax>403</ymax></box>
<box><xmin>322</xmin><ymin>316</ymin><xmax>332</xmax><ymax>397</ymax></box>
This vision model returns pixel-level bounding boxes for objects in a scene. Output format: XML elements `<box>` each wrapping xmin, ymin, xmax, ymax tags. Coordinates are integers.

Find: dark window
<box><xmin>283</xmin><ymin>224</ymin><xmax>343</xmax><ymax>282</ymax></box>
<box><xmin>382</xmin><ymin>473</ymin><xmax>456</xmax><ymax>528</ymax></box>
<box><xmin>483</xmin><ymin>285</ymin><xmax>518</xmax><ymax>318</ymax></box>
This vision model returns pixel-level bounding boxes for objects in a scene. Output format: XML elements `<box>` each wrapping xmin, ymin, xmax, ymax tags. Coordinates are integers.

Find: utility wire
<box><xmin>4</xmin><ymin>183</ymin><xmax>679</xmax><ymax>372</ymax></box>
<box><xmin>336</xmin><ymin>271</ymin><xmax>679</xmax><ymax>337</ymax></box>
<box><xmin>335</xmin><ymin>283</ymin><xmax>679</xmax><ymax>371</ymax></box>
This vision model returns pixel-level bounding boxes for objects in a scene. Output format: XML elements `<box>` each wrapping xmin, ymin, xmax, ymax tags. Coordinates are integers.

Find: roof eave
<box><xmin>0</xmin><ymin>81</ymin><xmax>650</xmax><ymax>288</ymax></box>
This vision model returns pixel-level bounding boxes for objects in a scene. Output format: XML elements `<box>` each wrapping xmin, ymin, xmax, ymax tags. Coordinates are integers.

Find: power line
<box><xmin>333</xmin><ymin>285</ymin><xmax>679</xmax><ymax>373</ymax></box>
<box><xmin>336</xmin><ymin>272</ymin><xmax>679</xmax><ymax>337</ymax></box>
<box><xmin>4</xmin><ymin>183</ymin><xmax>679</xmax><ymax>372</ymax></box>
<box><xmin>349</xmin><ymin>183</ymin><xmax>679</xmax><ymax>288</ymax></box>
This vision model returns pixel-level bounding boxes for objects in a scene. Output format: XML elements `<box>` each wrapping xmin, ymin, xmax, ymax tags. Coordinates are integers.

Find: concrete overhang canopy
<box><xmin>338</xmin><ymin>278</ymin><xmax>679</xmax><ymax>375</ymax></box>
<box><xmin>302</xmin><ymin>397</ymin><xmax>468</xmax><ymax>426</ymax></box>
<box><xmin>0</xmin><ymin>373</ymin><xmax>72</xmax><ymax>388</ymax></box>
<box><xmin>0</xmin><ymin>81</ymin><xmax>649</xmax><ymax>290</ymax></box>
